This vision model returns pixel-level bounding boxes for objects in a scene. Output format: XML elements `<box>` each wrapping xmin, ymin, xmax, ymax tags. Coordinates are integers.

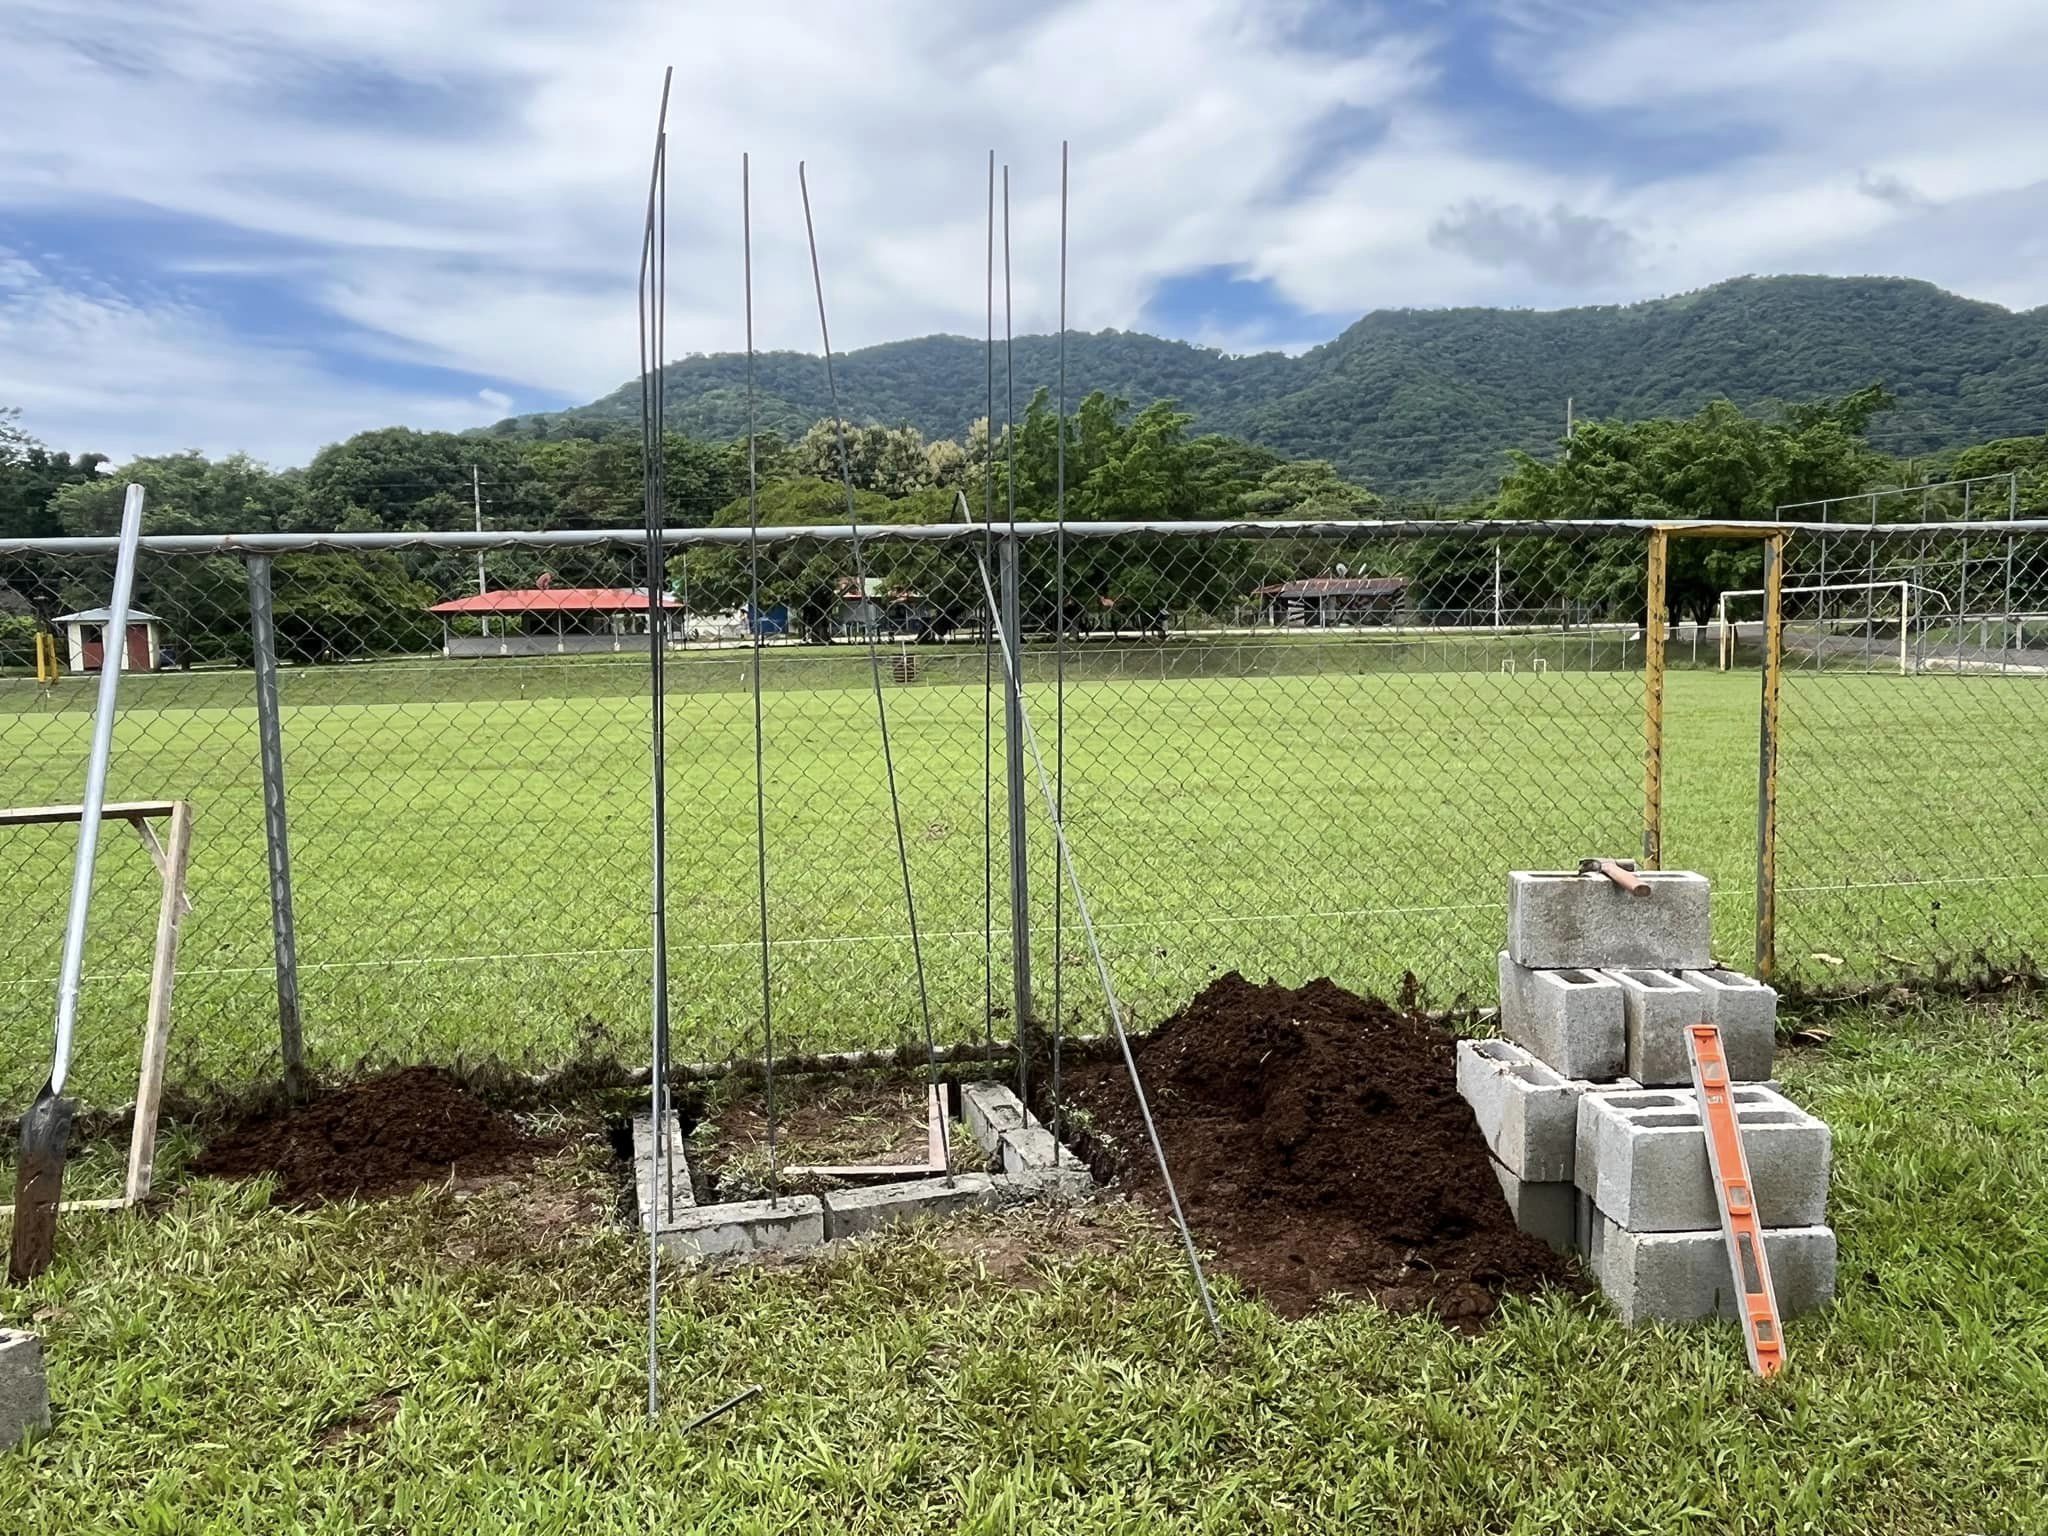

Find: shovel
<box><xmin>9</xmin><ymin>485</ymin><xmax>146</xmax><ymax>1284</ymax></box>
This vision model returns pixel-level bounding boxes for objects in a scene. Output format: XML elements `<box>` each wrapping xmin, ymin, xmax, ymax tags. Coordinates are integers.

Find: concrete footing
<box><xmin>824</xmin><ymin>1173</ymin><xmax>999</xmax><ymax>1239</ymax></box>
<box><xmin>655</xmin><ymin>1194</ymin><xmax>827</xmax><ymax>1260</ymax></box>
<box><xmin>637</xmin><ymin>1081</ymin><xmax>1094</xmax><ymax>1265</ymax></box>
<box><xmin>0</xmin><ymin>1331</ymin><xmax>50</xmax><ymax>1451</ymax></box>
<box><xmin>631</xmin><ymin>1111</ymin><xmax>696</xmax><ymax>1230</ymax></box>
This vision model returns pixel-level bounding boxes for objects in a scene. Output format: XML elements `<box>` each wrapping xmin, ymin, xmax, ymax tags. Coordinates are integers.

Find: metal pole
<box><xmin>472</xmin><ymin>466</ymin><xmax>491</xmax><ymax>639</ymax></box>
<box><xmin>1643</xmin><ymin>529</ymin><xmax>1667</xmax><ymax>869</ymax></box>
<box><xmin>1754</xmin><ymin>532</ymin><xmax>1784</xmax><ymax>979</ymax></box>
<box><xmin>1001</xmin><ymin>164</ymin><xmax>1033</xmax><ymax>1070</ymax></box>
<box><xmin>247</xmin><ymin>554</ymin><xmax>306</xmax><ymax>1100</ymax></box>
<box><xmin>1000</xmin><ymin>532</ymin><xmax>1032</xmax><ymax>1039</ymax></box>
<box><xmin>9</xmin><ymin>486</ymin><xmax>147</xmax><ymax>1281</ymax></box>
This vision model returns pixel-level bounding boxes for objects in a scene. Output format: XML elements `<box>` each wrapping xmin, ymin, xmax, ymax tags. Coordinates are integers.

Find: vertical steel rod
<box><xmin>1051</xmin><ymin>140</ymin><xmax>1069</xmax><ymax>1165</ymax></box>
<box><xmin>982</xmin><ymin>148</ymin><xmax>997</xmax><ymax>1061</ymax></box>
<box><xmin>744</xmin><ymin>151</ymin><xmax>779</xmax><ymax>1205</ymax></box>
<box><xmin>1001</xmin><ymin>165</ymin><xmax>1033</xmax><ymax>1086</ymax></box>
<box><xmin>1754</xmin><ymin>531</ymin><xmax>1785</xmax><ymax>979</ymax></box>
<box><xmin>246</xmin><ymin>553</ymin><xmax>306</xmax><ymax>1100</ymax></box>
<box><xmin>799</xmin><ymin>161</ymin><xmax>951</xmax><ymax>1184</ymax></box>
<box><xmin>638</xmin><ymin>65</ymin><xmax>673</xmax><ymax>1425</ymax></box>
<box><xmin>1642</xmin><ymin>528</ymin><xmax>1668</xmax><ymax>870</ymax></box>
<box><xmin>969</xmin><ymin>548</ymin><xmax>1221</xmax><ymax>1341</ymax></box>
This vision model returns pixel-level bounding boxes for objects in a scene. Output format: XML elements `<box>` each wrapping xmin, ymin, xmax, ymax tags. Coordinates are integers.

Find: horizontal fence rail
<box><xmin>2</xmin><ymin>517</ymin><xmax>2042</xmax><ymax>1119</ymax></box>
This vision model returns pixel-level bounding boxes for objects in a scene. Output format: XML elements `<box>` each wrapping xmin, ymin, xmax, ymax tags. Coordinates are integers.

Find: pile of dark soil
<box><xmin>191</xmin><ymin>1066</ymin><xmax>546</xmax><ymax>1205</ymax></box>
<box><xmin>1057</xmin><ymin>973</ymin><xmax>1581</xmax><ymax>1323</ymax></box>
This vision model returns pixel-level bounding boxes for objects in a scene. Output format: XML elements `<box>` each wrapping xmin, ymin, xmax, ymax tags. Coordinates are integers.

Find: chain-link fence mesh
<box><xmin>1769</xmin><ymin>525</ymin><xmax>2048</xmax><ymax>989</ymax></box>
<box><xmin>4</xmin><ymin>518</ymin><xmax>2041</xmax><ymax>1119</ymax></box>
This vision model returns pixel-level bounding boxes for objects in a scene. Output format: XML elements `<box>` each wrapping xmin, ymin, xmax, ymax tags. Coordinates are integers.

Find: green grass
<box><xmin>4</xmin><ymin>992</ymin><xmax>2046</xmax><ymax>1532</ymax></box>
<box><xmin>4</xmin><ymin>638</ymin><xmax>2045</xmax><ymax>1113</ymax></box>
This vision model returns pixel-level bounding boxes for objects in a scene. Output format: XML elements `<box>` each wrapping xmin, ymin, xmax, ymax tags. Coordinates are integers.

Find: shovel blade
<box><xmin>9</xmin><ymin>1088</ymin><xmax>75</xmax><ymax>1284</ymax></box>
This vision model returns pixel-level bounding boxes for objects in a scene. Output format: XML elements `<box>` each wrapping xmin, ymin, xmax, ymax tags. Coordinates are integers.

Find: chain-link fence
<box><xmin>1767</xmin><ymin>524</ymin><xmax>2048</xmax><ymax>989</ymax></box>
<box><xmin>3</xmin><ymin>517</ymin><xmax>2043</xmax><ymax>1119</ymax></box>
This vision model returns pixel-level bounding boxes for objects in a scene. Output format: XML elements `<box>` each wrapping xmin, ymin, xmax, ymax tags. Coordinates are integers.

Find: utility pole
<box><xmin>472</xmin><ymin>465</ymin><xmax>489</xmax><ymax>637</ymax></box>
<box><xmin>1566</xmin><ymin>396</ymin><xmax>1574</xmax><ymax>439</ymax></box>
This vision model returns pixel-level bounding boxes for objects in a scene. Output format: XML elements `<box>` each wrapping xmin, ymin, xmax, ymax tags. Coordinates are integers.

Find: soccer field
<box><xmin>2</xmin><ymin>643</ymin><xmax>2041</xmax><ymax>1112</ymax></box>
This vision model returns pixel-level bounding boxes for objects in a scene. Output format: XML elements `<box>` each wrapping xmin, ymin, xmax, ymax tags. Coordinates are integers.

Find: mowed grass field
<box><xmin>3</xmin><ymin>637</ymin><xmax>2044</xmax><ymax>1114</ymax></box>
<box><xmin>3</xmin><ymin>991</ymin><xmax>2045</xmax><ymax>1531</ymax></box>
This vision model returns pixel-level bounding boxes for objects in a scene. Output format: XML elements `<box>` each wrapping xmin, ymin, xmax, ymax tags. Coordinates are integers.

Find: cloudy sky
<box><xmin>4</xmin><ymin>0</ymin><xmax>2046</xmax><ymax>465</ymax></box>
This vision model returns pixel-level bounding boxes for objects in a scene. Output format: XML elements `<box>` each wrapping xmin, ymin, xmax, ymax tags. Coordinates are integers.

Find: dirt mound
<box><xmin>191</xmin><ymin>1066</ymin><xmax>546</xmax><ymax>1205</ymax></box>
<box><xmin>1057</xmin><ymin>973</ymin><xmax>1581</xmax><ymax>1323</ymax></box>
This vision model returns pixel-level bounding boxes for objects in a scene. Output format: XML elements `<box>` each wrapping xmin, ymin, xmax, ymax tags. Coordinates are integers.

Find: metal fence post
<box><xmin>1643</xmin><ymin>528</ymin><xmax>1668</xmax><ymax>869</ymax></box>
<box><xmin>998</xmin><ymin>531</ymin><xmax>1032</xmax><ymax>1036</ymax></box>
<box><xmin>1754</xmin><ymin>532</ymin><xmax>1785</xmax><ymax>980</ymax></box>
<box><xmin>246</xmin><ymin>555</ymin><xmax>306</xmax><ymax>1099</ymax></box>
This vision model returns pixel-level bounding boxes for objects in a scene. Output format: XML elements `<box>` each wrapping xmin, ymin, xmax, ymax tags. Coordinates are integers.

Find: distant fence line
<box><xmin>3</xmin><ymin>516</ymin><xmax>2044</xmax><ymax>1120</ymax></box>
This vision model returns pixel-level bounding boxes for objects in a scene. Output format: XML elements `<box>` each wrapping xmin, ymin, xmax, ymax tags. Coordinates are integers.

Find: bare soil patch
<box><xmin>190</xmin><ymin>1066</ymin><xmax>550</xmax><ymax>1205</ymax></box>
<box><xmin>1057</xmin><ymin>973</ymin><xmax>1583</xmax><ymax>1324</ymax></box>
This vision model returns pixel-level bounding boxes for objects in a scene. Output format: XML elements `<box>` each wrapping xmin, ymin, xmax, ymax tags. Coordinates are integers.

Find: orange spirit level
<box><xmin>1685</xmin><ymin>1022</ymin><xmax>1784</xmax><ymax>1378</ymax></box>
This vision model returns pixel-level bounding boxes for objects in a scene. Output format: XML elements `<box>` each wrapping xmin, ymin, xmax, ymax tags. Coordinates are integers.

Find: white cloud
<box><xmin>0</xmin><ymin>250</ymin><xmax>503</xmax><ymax>462</ymax></box>
<box><xmin>2</xmin><ymin>0</ymin><xmax>2047</xmax><ymax>463</ymax></box>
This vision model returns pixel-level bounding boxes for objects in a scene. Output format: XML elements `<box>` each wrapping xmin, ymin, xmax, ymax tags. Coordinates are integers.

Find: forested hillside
<box><xmin>494</xmin><ymin>276</ymin><xmax>2048</xmax><ymax>498</ymax></box>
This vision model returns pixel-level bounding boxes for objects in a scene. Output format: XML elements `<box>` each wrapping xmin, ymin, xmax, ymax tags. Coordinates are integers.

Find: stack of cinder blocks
<box><xmin>1457</xmin><ymin>869</ymin><xmax>1836</xmax><ymax>1324</ymax></box>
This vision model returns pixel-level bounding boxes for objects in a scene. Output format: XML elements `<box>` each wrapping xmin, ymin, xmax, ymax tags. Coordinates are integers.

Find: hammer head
<box><xmin>1578</xmin><ymin>856</ymin><xmax>1649</xmax><ymax>895</ymax></box>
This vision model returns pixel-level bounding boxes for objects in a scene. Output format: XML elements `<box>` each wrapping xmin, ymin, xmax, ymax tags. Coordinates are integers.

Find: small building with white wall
<box><xmin>54</xmin><ymin>607</ymin><xmax>163</xmax><ymax>673</ymax></box>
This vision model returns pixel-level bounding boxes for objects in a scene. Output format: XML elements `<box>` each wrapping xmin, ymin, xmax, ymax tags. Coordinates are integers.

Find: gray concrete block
<box><xmin>1488</xmin><ymin>1156</ymin><xmax>1576</xmax><ymax>1254</ymax></box>
<box><xmin>1000</xmin><ymin>1124</ymin><xmax>1063</xmax><ymax>1174</ymax></box>
<box><xmin>1605</xmin><ymin>967</ymin><xmax>1711</xmax><ymax>1087</ymax></box>
<box><xmin>655</xmin><ymin>1194</ymin><xmax>825</xmax><ymax>1261</ymax></box>
<box><xmin>1506</xmin><ymin>870</ymin><xmax>1712</xmax><ymax>971</ymax></box>
<box><xmin>1587</xmin><ymin>1214</ymin><xmax>1836</xmax><ymax>1324</ymax></box>
<box><xmin>1498</xmin><ymin>952</ymin><xmax>1627</xmax><ymax>1080</ymax></box>
<box><xmin>962</xmin><ymin>1082</ymin><xmax>1033</xmax><ymax>1157</ymax></box>
<box><xmin>631</xmin><ymin>1111</ymin><xmax>696</xmax><ymax>1231</ymax></box>
<box><xmin>1457</xmin><ymin>1037</ymin><xmax>1587</xmax><ymax>1181</ymax></box>
<box><xmin>1679</xmin><ymin>968</ymin><xmax>1777</xmax><ymax>1082</ymax></box>
<box><xmin>0</xmin><ymin>1330</ymin><xmax>49</xmax><ymax>1451</ymax></box>
<box><xmin>1576</xmin><ymin>1085</ymin><xmax>1830</xmax><ymax>1232</ymax></box>
<box><xmin>997</xmin><ymin>1163</ymin><xmax>1098</xmax><ymax>1202</ymax></box>
<box><xmin>823</xmin><ymin>1173</ymin><xmax>998</xmax><ymax>1239</ymax></box>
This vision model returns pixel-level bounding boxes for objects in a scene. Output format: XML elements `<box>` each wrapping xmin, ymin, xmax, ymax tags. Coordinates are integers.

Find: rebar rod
<box><xmin>743</xmin><ymin>151</ymin><xmax>779</xmax><ymax>1206</ymax></box>
<box><xmin>798</xmin><ymin>161</ymin><xmax>951</xmax><ymax>1184</ymax></box>
<box><xmin>1052</xmin><ymin>140</ymin><xmax>1069</xmax><ymax>1167</ymax></box>
<box><xmin>964</xmin><ymin>531</ymin><xmax>1221</xmax><ymax>1339</ymax></box>
<box><xmin>636</xmin><ymin>65</ymin><xmax>673</xmax><ymax>1425</ymax></box>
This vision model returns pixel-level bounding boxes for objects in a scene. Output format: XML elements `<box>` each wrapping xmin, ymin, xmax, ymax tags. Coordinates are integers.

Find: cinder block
<box><xmin>1498</xmin><ymin>952</ymin><xmax>1627</xmax><ymax>1080</ymax></box>
<box><xmin>1604</xmin><ymin>967</ymin><xmax>1710</xmax><ymax>1087</ymax></box>
<box><xmin>1488</xmin><ymin>1156</ymin><xmax>1576</xmax><ymax>1254</ymax></box>
<box><xmin>997</xmin><ymin>1163</ymin><xmax>1098</xmax><ymax>1202</ymax></box>
<box><xmin>963</xmin><ymin>1082</ymin><xmax>1033</xmax><ymax>1156</ymax></box>
<box><xmin>1</xmin><ymin>1331</ymin><xmax>49</xmax><ymax>1451</ymax></box>
<box><xmin>823</xmin><ymin>1173</ymin><xmax>998</xmax><ymax>1239</ymax></box>
<box><xmin>1506</xmin><ymin>870</ymin><xmax>1712</xmax><ymax>971</ymax></box>
<box><xmin>1587</xmin><ymin>1214</ymin><xmax>1836</xmax><ymax>1324</ymax></box>
<box><xmin>1576</xmin><ymin>1086</ymin><xmax>1830</xmax><ymax>1233</ymax></box>
<box><xmin>631</xmin><ymin>1111</ymin><xmax>696</xmax><ymax>1231</ymax></box>
<box><xmin>656</xmin><ymin>1194</ymin><xmax>825</xmax><ymax>1261</ymax></box>
<box><xmin>1680</xmin><ymin>969</ymin><xmax>1777</xmax><ymax>1082</ymax></box>
<box><xmin>1457</xmin><ymin>1037</ymin><xmax>1586</xmax><ymax>1181</ymax></box>
<box><xmin>999</xmin><ymin>1124</ymin><xmax>1064</xmax><ymax>1174</ymax></box>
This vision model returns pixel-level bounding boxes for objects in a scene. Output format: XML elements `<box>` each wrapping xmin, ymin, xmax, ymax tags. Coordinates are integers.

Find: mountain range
<box><xmin>490</xmin><ymin>276</ymin><xmax>2048</xmax><ymax>500</ymax></box>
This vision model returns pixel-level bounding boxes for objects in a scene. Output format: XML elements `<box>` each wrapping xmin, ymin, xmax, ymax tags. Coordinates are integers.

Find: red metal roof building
<box><xmin>1251</xmin><ymin>575</ymin><xmax>1408</xmax><ymax>627</ymax></box>
<box><xmin>428</xmin><ymin>587</ymin><xmax>680</xmax><ymax>658</ymax></box>
<box><xmin>427</xmin><ymin>587</ymin><xmax>679</xmax><ymax>616</ymax></box>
